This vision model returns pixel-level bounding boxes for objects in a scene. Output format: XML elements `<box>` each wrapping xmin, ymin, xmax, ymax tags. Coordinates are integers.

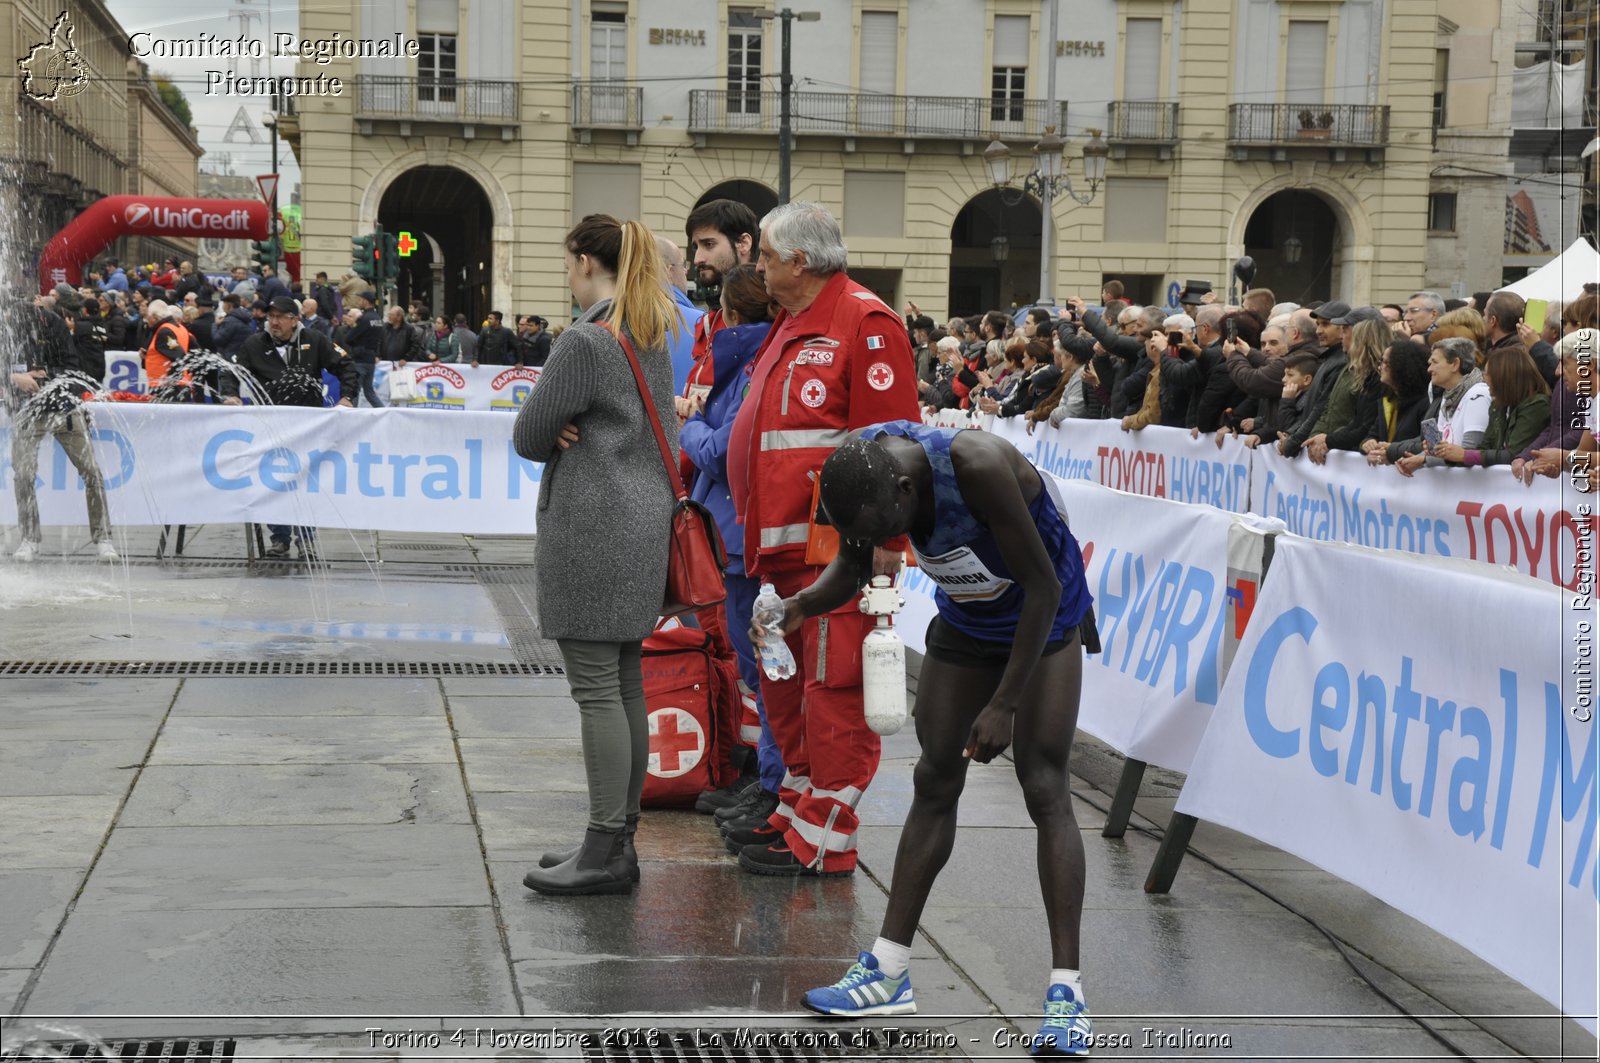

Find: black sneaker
<box><xmin>694</xmin><ymin>774</ymin><xmax>759</xmax><ymax>815</ymax></box>
<box><xmin>722</xmin><ymin>820</ymin><xmax>784</xmax><ymax>855</ymax></box>
<box><xmin>737</xmin><ymin>840</ymin><xmax>853</xmax><ymax>877</ymax></box>
<box><xmin>265</xmin><ymin>541</ymin><xmax>291</xmax><ymax>558</ymax></box>
<box><xmin>297</xmin><ymin>540</ymin><xmax>319</xmax><ymax>561</ymax></box>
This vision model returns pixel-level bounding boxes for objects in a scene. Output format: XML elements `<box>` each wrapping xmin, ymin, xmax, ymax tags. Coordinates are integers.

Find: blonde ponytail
<box><xmin>606</xmin><ymin>220</ymin><xmax>683</xmax><ymax>353</ymax></box>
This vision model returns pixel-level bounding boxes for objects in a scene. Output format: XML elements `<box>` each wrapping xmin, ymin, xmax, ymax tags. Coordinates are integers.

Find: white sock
<box><xmin>1050</xmin><ymin>968</ymin><xmax>1084</xmax><ymax>999</ymax></box>
<box><xmin>872</xmin><ymin>937</ymin><xmax>912</xmax><ymax>978</ymax></box>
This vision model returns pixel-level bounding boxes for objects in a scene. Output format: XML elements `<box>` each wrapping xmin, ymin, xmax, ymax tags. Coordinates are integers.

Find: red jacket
<box><xmin>727</xmin><ymin>272</ymin><xmax>920</xmax><ymax>573</ymax></box>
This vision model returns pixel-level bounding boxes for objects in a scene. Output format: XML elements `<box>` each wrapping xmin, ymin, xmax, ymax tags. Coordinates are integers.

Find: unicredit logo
<box><xmin>123</xmin><ymin>203</ymin><xmax>252</xmax><ymax>232</ymax></box>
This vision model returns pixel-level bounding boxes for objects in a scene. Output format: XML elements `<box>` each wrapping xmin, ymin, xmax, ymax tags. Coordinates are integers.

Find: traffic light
<box><xmin>252</xmin><ymin>237</ymin><xmax>280</xmax><ymax>271</ymax></box>
<box><xmin>380</xmin><ymin>230</ymin><xmax>401</xmax><ymax>287</ymax></box>
<box><xmin>351</xmin><ymin>232</ymin><xmax>379</xmax><ymax>283</ymax></box>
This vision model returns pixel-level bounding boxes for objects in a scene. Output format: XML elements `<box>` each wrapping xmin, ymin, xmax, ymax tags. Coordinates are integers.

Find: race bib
<box><xmin>914</xmin><ymin>545</ymin><xmax>1012</xmax><ymax>603</ymax></box>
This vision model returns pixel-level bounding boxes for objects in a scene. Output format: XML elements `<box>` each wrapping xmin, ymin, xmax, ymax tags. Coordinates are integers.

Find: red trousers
<box><xmin>756</xmin><ymin>566</ymin><xmax>881</xmax><ymax>872</ymax></box>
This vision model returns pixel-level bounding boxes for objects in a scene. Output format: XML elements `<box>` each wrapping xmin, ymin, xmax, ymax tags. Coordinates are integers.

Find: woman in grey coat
<box><xmin>512</xmin><ymin>214</ymin><xmax>684</xmax><ymax>896</ymax></box>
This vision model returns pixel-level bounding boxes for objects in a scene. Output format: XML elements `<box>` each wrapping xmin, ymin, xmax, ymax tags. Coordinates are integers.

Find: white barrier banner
<box><xmin>103</xmin><ymin>353</ymin><xmax>540</xmax><ymax>414</ymax></box>
<box><xmin>898</xmin><ymin>476</ymin><xmax>1253</xmax><ymax>772</ymax></box>
<box><xmin>0</xmin><ymin>405</ymin><xmax>545</xmax><ymax>533</ymax></box>
<box><xmin>921</xmin><ymin>409</ymin><xmax>1255</xmax><ymax>512</ymax></box>
<box><xmin>1252</xmin><ymin>446</ymin><xmax>1583</xmax><ymax>588</ymax></box>
<box><xmin>1177</xmin><ymin>536</ymin><xmax>1596</xmax><ymax>1032</ymax></box>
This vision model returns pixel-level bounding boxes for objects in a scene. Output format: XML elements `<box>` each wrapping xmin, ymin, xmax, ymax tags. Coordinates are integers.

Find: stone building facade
<box><xmin>287</xmin><ymin>0</ymin><xmax>1461</xmax><ymax>323</ymax></box>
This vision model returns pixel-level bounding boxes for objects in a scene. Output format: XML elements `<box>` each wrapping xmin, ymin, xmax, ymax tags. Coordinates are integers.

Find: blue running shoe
<box><xmin>800</xmin><ymin>951</ymin><xmax>915</xmax><ymax>1018</ymax></box>
<box><xmin>1030</xmin><ymin>983</ymin><xmax>1092</xmax><ymax>1056</ymax></box>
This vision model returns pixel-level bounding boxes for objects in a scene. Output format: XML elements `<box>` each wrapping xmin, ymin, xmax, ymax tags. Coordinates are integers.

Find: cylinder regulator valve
<box><xmin>859</xmin><ymin>574</ymin><xmax>907</xmax><ymax>736</ymax></box>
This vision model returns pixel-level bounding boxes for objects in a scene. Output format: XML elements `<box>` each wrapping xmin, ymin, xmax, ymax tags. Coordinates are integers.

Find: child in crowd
<box><xmin>1240</xmin><ymin>352</ymin><xmax>1317</xmax><ymax>449</ymax></box>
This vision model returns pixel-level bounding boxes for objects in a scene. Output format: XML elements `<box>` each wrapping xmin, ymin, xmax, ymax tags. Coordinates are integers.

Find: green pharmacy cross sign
<box><xmin>397</xmin><ymin>231</ymin><xmax>418</xmax><ymax>258</ymax></box>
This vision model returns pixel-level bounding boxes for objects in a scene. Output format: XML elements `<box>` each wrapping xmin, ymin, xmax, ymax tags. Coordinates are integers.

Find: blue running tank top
<box><xmin>861</xmin><ymin>420</ymin><xmax>1093</xmax><ymax>643</ymax></box>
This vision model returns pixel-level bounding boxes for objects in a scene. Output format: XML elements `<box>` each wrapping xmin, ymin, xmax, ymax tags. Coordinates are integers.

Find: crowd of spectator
<box><xmin>59</xmin><ymin>257</ymin><xmax>561</xmax><ymax>401</ymax></box>
<box><xmin>910</xmin><ymin>279</ymin><xmax>1597</xmax><ymax>486</ymax></box>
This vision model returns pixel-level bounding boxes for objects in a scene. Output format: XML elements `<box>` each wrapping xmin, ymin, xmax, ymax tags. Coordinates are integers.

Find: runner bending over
<box><xmin>763</xmin><ymin>420</ymin><xmax>1098</xmax><ymax>1056</ymax></box>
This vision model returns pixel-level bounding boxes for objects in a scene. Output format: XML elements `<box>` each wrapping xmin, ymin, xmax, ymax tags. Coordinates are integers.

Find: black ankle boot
<box><xmin>526</xmin><ymin>821</ymin><xmax>637</xmax><ymax>894</ymax></box>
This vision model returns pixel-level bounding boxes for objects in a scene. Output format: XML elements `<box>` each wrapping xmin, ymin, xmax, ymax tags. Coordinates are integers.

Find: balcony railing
<box><xmin>1227</xmin><ymin>103</ymin><xmax>1390</xmax><ymax>147</ymax></box>
<box><xmin>355</xmin><ymin>76</ymin><xmax>520</xmax><ymax>123</ymax></box>
<box><xmin>571</xmin><ymin>83</ymin><xmax>644</xmax><ymax>129</ymax></box>
<box><xmin>688</xmin><ymin>90</ymin><xmax>1069</xmax><ymax>141</ymax></box>
<box><xmin>1106</xmin><ymin>101</ymin><xmax>1179</xmax><ymax>142</ymax></box>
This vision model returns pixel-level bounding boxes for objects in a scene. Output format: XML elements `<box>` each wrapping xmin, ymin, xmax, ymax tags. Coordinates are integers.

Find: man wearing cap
<box><xmin>224</xmin><ymin>297</ymin><xmax>360</xmax><ymax>559</ymax></box>
<box><xmin>342</xmin><ymin>290</ymin><xmax>385</xmax><ymax>406</ymax></box>
<box><xmin>1279</xmin><ymin>301</ymin><xmax>1356</xmax><ymax>458</ymax></box>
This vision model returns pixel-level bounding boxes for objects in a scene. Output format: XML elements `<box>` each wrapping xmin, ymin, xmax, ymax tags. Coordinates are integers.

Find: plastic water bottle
<box><xmin>859</xmin><ymin>575</ymin><xmax>907</xmax><ymax>736</ymax></box>
<box><xmin>753</xmin><ymin>583</ymin><xmax>797</xmax><ymax>681</ymax></box>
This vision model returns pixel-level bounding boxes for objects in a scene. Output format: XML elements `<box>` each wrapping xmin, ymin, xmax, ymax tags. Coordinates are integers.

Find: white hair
<box><xmin>760</xmin><ymin>201</ymin><xmax>848</xmax><ymax>274</ymax></box>
<box><xmin>1117</xmin><ymin>304</ymin><xmax>1143</xmax><ymax>325</ymax></box>
<box><xmin>1410</xmin><ymin>290</ymin><xmax>1446</xmax><ymax>315</ymax></box>
<box><xmin>1270</xmin><ymin>301</ymin><xmax>1300</xmax><ymax>319</ymax></box>
<box><xmin>1556</xmin><ymin>327</ymin><xmax>1597</xmax><ymax>365</ymax></box>
<box><xmin>935</xmin><ymin>336</ymin><xmax>963</xmax><ymax>353</ymax></box>
<box><xmin>1163</xmin><ymin>313</ymin><xmax>1195</xmax><ymax>331</ymax></box>
<box><xmin>145</xmin><ymin>299</ymin><xmax>181</xmax><ymax>322</ymax></box>
<box><xmin>1267</xmin><ymin>314</ymin><xmax>1293</xmax><ymax>331</ymax></box>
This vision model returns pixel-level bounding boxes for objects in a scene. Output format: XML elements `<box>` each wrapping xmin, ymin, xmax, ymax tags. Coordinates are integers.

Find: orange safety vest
<box><xmin>145</xmin><ymin>321</ymin><xmax>192</xmax><ymax>385</ymax></box>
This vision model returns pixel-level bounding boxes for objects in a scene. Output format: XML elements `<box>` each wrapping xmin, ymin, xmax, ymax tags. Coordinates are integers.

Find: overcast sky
<box><xmin>107</xmin><ymin>0</ymin><xmax>305</xmax><ymax>197</ymax></box>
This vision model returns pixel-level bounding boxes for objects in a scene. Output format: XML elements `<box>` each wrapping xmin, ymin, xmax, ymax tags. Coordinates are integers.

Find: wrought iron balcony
<box><xmin>1106</xmin><ymin>101</ymin><xmax>1179</xmax><ymax>142</ymax></box>
<box><xmin>571</xmin><ymin>83</ymin><xmax>645</xmax><ymax>141</ymax></box>
<box><xmin>1105</xmin><ymin>101</ymin><xmax>1179</xmax><ymax>159</ymax></box>
<box><xmin>688</xmin><ymin>90</ymin><xmax>1069</xmax><ymax>143</ymax></box>
<box><xmin>354</xmin><ymin>76</ymin><xmax>520</xmax><ymax>135</ymax></box>
<box><xmin>1227</xmin><ymin>103</ymin><xmax>1390</xmax><ymax>149</ymax></box>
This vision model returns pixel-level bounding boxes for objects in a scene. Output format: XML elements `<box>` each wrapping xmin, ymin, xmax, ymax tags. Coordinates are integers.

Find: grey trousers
<box><xmin>556</xmin><ymin>638</ymin><xmax>648</xmax><ymax>832</ymax></box>
<box><xmin>11</xmin><ymin>410</ymin><xmax>112</xmax><ymax>544</ymax></box>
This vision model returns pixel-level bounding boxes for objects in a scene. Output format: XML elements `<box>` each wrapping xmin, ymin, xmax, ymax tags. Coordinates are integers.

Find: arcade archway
<box><xmin>378</xmin><ymin>166</ymin><xmax>494</xmax><ymax>323</ymax></box>
<box><xmin>1241</xmin><ymin>190</ymin><xmax>1344</xmax><ymax>305</ymax></box>
<box><xmin>948</xmin><ymin>190</ymin><xmax>1042</xmax><ymax>314</ymax></box>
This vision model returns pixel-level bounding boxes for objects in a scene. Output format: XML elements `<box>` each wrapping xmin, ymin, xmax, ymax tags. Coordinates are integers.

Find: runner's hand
<box><xmin>964</xmin><ymin>703</ymin><xmax>1014</xmax><ymax>763</ymax></box>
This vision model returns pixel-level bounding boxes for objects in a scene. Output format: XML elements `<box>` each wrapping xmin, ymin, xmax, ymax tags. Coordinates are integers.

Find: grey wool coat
<box><xmin>512</xmin><ymin>299</ymin><xmax>680</xmax><ymax>641</ymax></box>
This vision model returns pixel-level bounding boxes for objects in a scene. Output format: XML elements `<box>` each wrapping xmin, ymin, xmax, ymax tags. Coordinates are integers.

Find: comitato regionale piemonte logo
<box><xmin>19</xmin><ymin>11</ymin><xmax>88</xmax><ymax>102</ymax></box>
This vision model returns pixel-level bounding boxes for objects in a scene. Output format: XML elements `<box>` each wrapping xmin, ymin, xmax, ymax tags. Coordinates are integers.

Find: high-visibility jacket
<box><xmin>727</xmin><ymin>272</ymin><xmax>920</xmax><ymax>572</ymax></box>
<box><xmin>145</xmin><ymin>321</ymin><xmax>191</xmax><ymax>384</ymax></box>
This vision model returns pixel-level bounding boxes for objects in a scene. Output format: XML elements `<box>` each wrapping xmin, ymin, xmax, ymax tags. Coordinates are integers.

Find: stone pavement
<box><xmin>0</xmin><ymin>526</ymin><xmax>1594</xmax><ymax>1061</ymax></box>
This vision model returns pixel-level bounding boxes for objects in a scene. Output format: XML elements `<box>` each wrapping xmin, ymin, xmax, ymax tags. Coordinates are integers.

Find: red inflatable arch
<box><xmin>37</xmin><ymin>195</ymin><xmax>271</xmax><ymax>293</ymax></box>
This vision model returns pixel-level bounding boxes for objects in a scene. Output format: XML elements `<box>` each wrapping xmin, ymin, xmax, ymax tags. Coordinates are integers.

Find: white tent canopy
<box><xmin>1500</xmin><ymin>237</ymin><xmax>1600</xmax><ymax>302</ymax></box>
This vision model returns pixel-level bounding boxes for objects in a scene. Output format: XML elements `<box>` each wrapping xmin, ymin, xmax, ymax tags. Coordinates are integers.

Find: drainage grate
<box><xmin>0</xmin><ymin>660</ymin><xmax>562</xmax><ymax>677</ymax></box>
<box><xmin>577</xmin><ymin>1028</ymin><xmax>961</xmax><ymax>1062</ymax></box>
<box><xmin>381</xmin><ymin>542</ymin><xmax>471</xmax><ymax>551</ymax></box>
<box><xmin>1</xmin><ymin>1040</ymin><xmax>235</xmax><ymax>1062</ymax></box>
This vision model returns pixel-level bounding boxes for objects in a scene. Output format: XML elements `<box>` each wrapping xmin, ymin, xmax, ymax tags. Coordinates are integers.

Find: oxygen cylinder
<box><xmin>859</xmin><ymin>574</ymin><xmax>907</xmax><ymax>736</ymax></box>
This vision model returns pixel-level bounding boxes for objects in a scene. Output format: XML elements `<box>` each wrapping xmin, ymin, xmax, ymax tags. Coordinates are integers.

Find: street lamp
<box><xmin>984</xmin><ymin>127</ymin><xmax>1108</xmax><ymax>305</ymax></box>
<box><xmin>990</xmin><ymin>234</ymin><xmax>1010</xmax><ymax>263</ymax></box>
<box><xmin>755</xmin><ymin>8</ymin><xmax>820</xmax><ymax>205</ymax></box>
<box><xmin>1283</xmin><ymin>233</ymin><xmax>1304</xmax><ymax>265</ymax></box>
<box><xmin>983</xmin><ymin>127</ymin><xmax>1108</xmax><ymax>205</ymax></box>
